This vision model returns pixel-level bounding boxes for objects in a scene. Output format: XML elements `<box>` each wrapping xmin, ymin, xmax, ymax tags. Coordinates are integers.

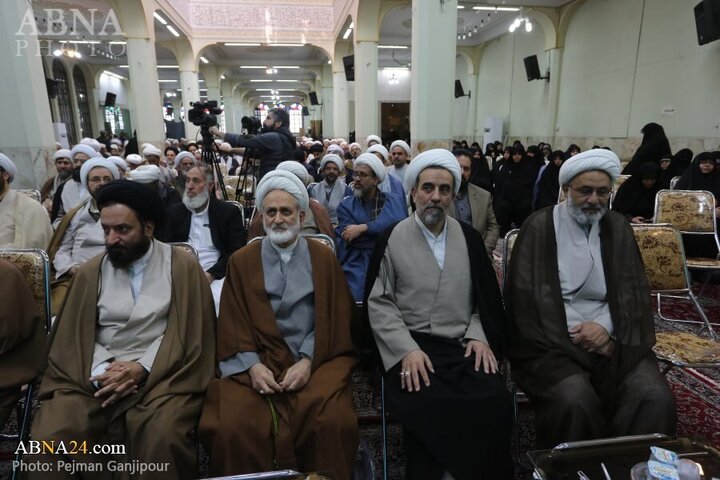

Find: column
<box><xmin>466</xmin><ymin>73</ymin><xmax>478</xmax><ymax>142</ymax></box>
<box><xmin>410</xmin><ymin>0</ymin><xmax>457</xmax><ymax>153</ymax></box>
<box><xmin>203</xmin><ymin>66</ymin><xmax>222</xmax><ymax>104</ymax></box>
<box><xmin>1</xmin><ymin>0</ymin><xmax>56</xmax><ymax>188</ymax></box>
<box><xmin>332</xmin><ymin>71</ymin><xmax>349</xmax><ymax>141</ymax></box>
<box><xmin>353</xmin><ymin>40</ymin><xmax>379</xmax><ymax>147</ymax></box>
<box><xmin>545</xmin><ymin>47</ymin><xmax>563</xmax><ymax>144</ymax></box>
<box><xmin>126</xmin><ymin>37</ymin><xmax>165</xmax><ymax>147</ymax></box>
<box><xmin>320</xmin><ymin>64</ymin><xmax>334</xmax><ymax>138</ymax></box>
<box><xmin>88</xmin><ymin>76</ymin><xmax>104</xmax><ymax>139</ymax></box>
<box><xmin>179</xmin><ymin>69</ymin><xmax>201</xmax><ymax>141</ymax></box>
<box><xmin>221</xmin><ymin>80</ymin><xmax>236</xmax><ymax>132</ymax></box>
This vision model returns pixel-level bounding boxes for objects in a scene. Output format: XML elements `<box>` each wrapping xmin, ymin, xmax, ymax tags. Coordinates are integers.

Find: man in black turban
<box><xmin>27</xmin><ymin>181</ymin><xmax>216</xmax><ymax>479</ymax></box>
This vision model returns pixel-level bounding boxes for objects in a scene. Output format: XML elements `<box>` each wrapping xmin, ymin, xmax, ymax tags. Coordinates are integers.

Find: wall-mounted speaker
<box><xmin>302</xmin><ymin>106</ymin><xmax>310</xmax><ymax>116</ymax></box>
<box><xmin>695</xmin><ymin>0</ymin><xmax>720</xmax><ymax>45</ymax></box>
<box><xmin>523</xmin><ymin>55</ymin><xmax>542</xmax><ymax>81</ymax></box>
<box><xmin>104</xmin><ymin>92</ymin><xmax>117</xmax><ymax>107</ymax></box>
<box><xmin>309</xmin><ymin>91</ymin><xmax>319</xmax><ymax>105</ymax></box>
<box><xmin>342</xmin><ymin>55</ymin><xmax>355</xmax><ymax>82</ymax></box>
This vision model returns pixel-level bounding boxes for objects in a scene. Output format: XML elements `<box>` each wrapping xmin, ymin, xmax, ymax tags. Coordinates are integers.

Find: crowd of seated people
<box><xmin>1</xmin><ymin>119</ymin><xmax>719</xmax><ymax>479</ymax></box>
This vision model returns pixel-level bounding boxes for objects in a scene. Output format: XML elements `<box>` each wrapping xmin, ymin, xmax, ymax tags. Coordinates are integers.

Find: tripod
<box><xmin>198</xmin><ymin>126</ymin><xmax>228</xmax><ymax>201</ymax></box>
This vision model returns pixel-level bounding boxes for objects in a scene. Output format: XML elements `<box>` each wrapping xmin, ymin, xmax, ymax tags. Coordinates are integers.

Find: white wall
<box><xmin>98</xmin><ymin>73</ymin><xmax>129</xmax><ymax>108</ymax></box>
<box><xmin>453</xmin><ymin>54</ymin><xmax>472</xmax><ymax>139</ymax></box>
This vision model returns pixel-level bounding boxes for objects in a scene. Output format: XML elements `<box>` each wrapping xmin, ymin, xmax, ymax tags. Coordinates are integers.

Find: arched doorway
<box><xmin>52</xmin><ymin>59</ymin><xmax>77</xmax><ymax>145</ymax></box>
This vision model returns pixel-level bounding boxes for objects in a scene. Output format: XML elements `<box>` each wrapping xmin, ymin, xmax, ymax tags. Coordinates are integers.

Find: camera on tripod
<box><xmin>188</xmin><ymin>100</ymin><xmax>222</xmax><ymax>128</ymax></box>
<box><xmin>241</xmin><ymin>116</ymin><xmax>261</xmax><ymax>135</ymax></box>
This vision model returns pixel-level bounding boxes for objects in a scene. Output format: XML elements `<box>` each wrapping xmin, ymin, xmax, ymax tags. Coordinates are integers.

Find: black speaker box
<box><xmin>695</xmin><ymin>0</ymin><xmax>720</xmax><ymax>45</ymax></box>
<box><xmin>454</xmin><ymin>80</ymin><xmax>465</xmax><ymax>98</ymax></box>
<box><xmin>302</xmin><ymin>106</ymin><xmax>310</xmax><ymax>116</ymax></box>
<box><xmin>105</xmin><ymin>92</ymin><xmax>117</xmax><ymax>107</ymax></box>
<box><xmin>309</xmin><ymin>91</ymin><xmax>319</xmax><ymax>105</ymax></box>
<box><xmin>343</xmin><ymin>55</ymin><xmax>355</xmax><ymax>82</ymax></box>
<box><xmin>523</xmin><ymin>55</ymin><xmax>541</xmax><ymax>81</ymax></box>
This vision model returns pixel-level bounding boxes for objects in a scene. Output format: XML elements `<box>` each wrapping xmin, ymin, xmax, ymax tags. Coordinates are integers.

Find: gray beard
<box><xmin>183</xmin><ymin>189</ymin><xmax>210</xmax><ymax>210</ymax></box>
<box><xmin>418</xmin><ymin>205</ymin><xmax>447</xmax><ymax>229</ymax></box>
<box><xmin>263</xmin><ymin>220</ymin><xmax>302</xmax><ymax>245</ymax></box>
<box><xmin>566</xmin><ymin>196</ymin><xmax>607</xmax><ymax>226</ymax></box>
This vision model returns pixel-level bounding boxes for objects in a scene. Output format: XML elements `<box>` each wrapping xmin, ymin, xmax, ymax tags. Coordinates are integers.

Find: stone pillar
<box><xmin>179</xmin><ymin>69</ymin><xmax>201</xmax><ymax>141</ymax></box>
<box><xmin>332</xmin><ymin>71</ymin><xmax>349</xmax><ymax>141</ymax></box>
<box><xmin>126</xmin><ymin>37</ymin><xmax>165</xmax><ymax>146</ymax></box>
<box><xmin>1</xmin><ymin>0</ymin><xmax>56</xmax><ymax>188</ymax></box>
<box><xmin>353</xmin><ymin>40</ymin><xmax>379</xmax><ymax>147</ymax></box>
<box><xmin>88</xmin><ymin>71</ymin><xmax>104</xmax><ymax>139</ymax></box>
<box><xmin>221</xmin><ymin>80</ymin><xmax>236</xmax><ymax>132</ymax></box>
<box><xmin>410</xmin><ymin>0</ymin><xmax>457</xmax><ymax>153</ymax></box>
<box><xmin>320</xmin><ymin>64</ymin><xmax>334</xmax><ymax>139</ymax></box>
<box><xmin>202</xmin><ymin>66</ymin><xmax>222</xmax><ymax>103</ymax></box>
<box><xmin>545</xmin><ymin>47</ymin><xmax>563</xmax><ymax>144</ymax></box>
<box><xmin>466</xmin><ymin>73</ymin><xmax>478</xmax><ymax>142</ymax></box>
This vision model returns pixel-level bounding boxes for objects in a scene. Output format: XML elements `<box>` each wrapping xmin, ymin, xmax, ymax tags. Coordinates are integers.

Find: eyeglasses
<box><xmin>353</xmin><ymin>171</ymin><xmax>372</xmax><ymax>179</ymax></box>
<box><xmin>570</xmin><ymin>186</ymin><xmax>611</xmax><ymax>199</ymax></box>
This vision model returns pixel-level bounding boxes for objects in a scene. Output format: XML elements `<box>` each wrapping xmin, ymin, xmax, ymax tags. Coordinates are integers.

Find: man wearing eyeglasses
<box><xmin>506</xmin><ymin>149</ymin><xmax>676</xmax><ymax>449</ymax></box>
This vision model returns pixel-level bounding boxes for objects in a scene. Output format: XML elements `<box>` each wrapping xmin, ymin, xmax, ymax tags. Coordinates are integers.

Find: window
<box><xmin>288</xmin><ymin>103</ymin><xmax>303</xmax><ymax>135</ymax></box>
<box><xmin>104</xmin><ymin>107</ymin><xmax>124</xmax><ymax>134</ymax></box>
<box><xmin>53</xmin><ymin>59</ymin><xmax>76</xmax><ymax>144</ymax></box>
<box><xmin>73</xmin><ymin>66</ymin><xmax>93</xmax><ymax>138</ymax></box>
<box><xmin>254</xmin><ymin>103</ymin><xmax>269</xmax><ymax>124</ymax></box>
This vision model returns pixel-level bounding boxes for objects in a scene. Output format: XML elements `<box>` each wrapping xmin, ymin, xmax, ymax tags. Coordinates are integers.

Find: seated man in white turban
<box><xmin>125</xmin><ymin>153</ymin><xmax>144</xmax><ymax>171</ymax></box>
<box><xmin>336</xmin><ymin>153</ymin><xmax>407</xmax><ymax>301</ymax></box>
<box><xmin>129</xmin><ymin>164</ymin><xmax>182</xmax><ymax>209</ymax></box>
<box><xmin>40</xmin><ymin>149</ymin><xmax>73</xmax><ymax>208</ymax></box>
<box><xmin>506</xmin><ymin>149</ymin><xmax>676</xmax><ymax>449</ymax></box>
<box><xmin>51</xmin><ymin>144</ymin><xmax>100</xmax><ymax>225</ymax></box>
<box><xmin>198</xmin><ymin>170</ymin><xmax>358</xmax><ymax>479</ymax></box>
<box><xmin>172</xmin><ymin>151</ymin><xmax>198</xmax><ymax>195</ymax></box>
<box><xmin>143</xmin><ymin>144</ymin><xmax>173</xmax><ymax>184</ymax></box>
<box><xmin>365</xmin><ymin>149</ymin><xmax>513</xmax><ymax>480</ymax></box>
<box><xmin>0</xmin><ymin>153</ymin><xmax>53</xmax><ymax>250</ymax></box>
<box><xmin>387</xmin><ymin>140</ymin><xmax>411</xmax><ymax>183</ymax></box>
<box><xmin>308</xmin><ymin>153</ymin><xmax>352</xmax><ymax>226</ymax></box>
<box><xmin>48</xmin><ymin>158</ymin><xmax>121</xmax><ymax>315</ymax></box>
<box><xmin>248</xmin><ymin>161</ymin><xmax>335</xmax><ymax>241</ymax></box>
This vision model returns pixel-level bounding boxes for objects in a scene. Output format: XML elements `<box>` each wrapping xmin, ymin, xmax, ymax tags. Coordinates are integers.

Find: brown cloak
<box><xmin>199</xmin><ymin>238</ymin><xmax>357</xmax><ymax>479</ymax></box>
<box><xmin>0</xmin><ymin>259</ymin><xmax>46</xmax><ymax>427</ymax></box>
<box><xmin>505</xmin><ymin>207</ymin><xmax>656</xmax><ymax>409</ymax></box>
<box><xmin>27</xmin><ymin>245</ymin><xmax>216</xmax><ymax>480</ymax></box>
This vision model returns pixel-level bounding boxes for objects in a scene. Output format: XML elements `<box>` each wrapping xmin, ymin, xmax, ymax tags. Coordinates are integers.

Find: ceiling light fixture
<box><xmin>266</xmin><ymin>68</ymin><xmax>278</xmax><ymax>74</ymax></box>
<box><xmin>240</xmin><ymin>66</ymin><xmax>267</xmax><ymax>69</ymax></box>
<box><xmin>378</xmin><ymin>45</ymin><xmax>409</xmax><ymax>49</ymax></box>
<box><xmin>473</xmin><ymin>6</ymin><xmax>520</xmax><ymax>11</ymax></box>
<box><xmin>388</xmin><ymin>73</ymin><xmax>399</xmax><ymax>85</ymax></box>
<box><xmin>200</xmin><ymin>56</ymin><xmax>209</xmax><ymax>64</ymax></box>
<box><xmin>268</xmin><ymin>43</ymin><xmax>305</xmax><ymax>47</ymax></box>
<box><xmin>273</xmin><ymin>66</ymin><xmax>300</xmax><ymax>69</ymax></box>
<box><xmin>157</xmin><ymin>65</ymin><xmax>179</xmax><ymax>69</ymax></box>
<box><xmin>224</xmin><ymin>43</ymin><xmax>261</xmax><ymax>46</ymax></box>
<box><xmin>509</xmin><ymin>17</ymin><xmax>532</xmax><ymax>33</ymax></box>
<box><xmin>153</xmin><ymin>12</ymin><xmax>167</xmax><ymax>24</ymax></box>
<box><xmin>342</xmin><ymin>28</ymin><xmax>352</xmax><ymax>40</ymax></box>
<box><xmin>166</xmin><ymin>25</ymin><xmax>180</xmax><ymax>37</ymax></box>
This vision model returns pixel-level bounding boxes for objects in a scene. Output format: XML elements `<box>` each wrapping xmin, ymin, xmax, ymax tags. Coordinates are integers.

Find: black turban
<box><xmin>96</xmin><ymin>179</ymin><xmax>166</xmax><ymax>227</ymax></box>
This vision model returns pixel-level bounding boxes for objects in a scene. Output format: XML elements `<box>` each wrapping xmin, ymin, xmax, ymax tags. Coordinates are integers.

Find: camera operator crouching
<box><xmin>209</xmin><ymin>107</ymin><xmax>295</xmax><ymax>180</ymax></box>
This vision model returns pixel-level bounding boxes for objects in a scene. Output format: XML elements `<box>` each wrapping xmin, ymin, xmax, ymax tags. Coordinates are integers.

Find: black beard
<box><xmin>260</xmin><ymin>124</ymin><xmax>276</xmax><ymax>134</ymax></box>
<box><xmin>107</xmin><ymin>235</ymin><xmax>151</xmax><ymax>269</ymax></box>
<box><xmin>0</xmin><ymin>176</ymin><xmax>7</xmax><ymax>196</ymax></box>
<box><xmin>57</xmin><ymin>169</ymin><xmax>73</xmax><ymax>180</ymax></box>
<box><xmin>72</xmin><ymin>167</ymin><xmax>82</xmax><ymax>182</ymax></box>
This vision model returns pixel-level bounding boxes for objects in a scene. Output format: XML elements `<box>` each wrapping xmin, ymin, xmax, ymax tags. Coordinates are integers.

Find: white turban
<box><xmin>326</xmin><ymin>144</ymin><xmax>343</xmax><ymax>155</ymax></box>
<box><xmin>53</xmin><ymin>149</ymin><xmax>72</xmax><ymax>161</ymax></box>
<box><xmin>142</xmin><ymin>145</ymin><xmax>162</xmax><ymax>158</ymax></box>
<box><xmin>256</xmin><ymin>170</ymin><xmax>309</xmax><ymax>212</ymax></box>
<box><xmin>125</xmin><ymin>154</ymin><xmax>143</xmax><ymax>165</ymax></box>
<box><xmin>367</xmin><ymin>144</ymin><xmax>389</xmax><ymax>163</ymax></box>
<box><xmin>174</xmin><ymin>151</ymin><xmax>196</xmax><ymax>168</ymax></box>
<box><xmin>80</xmin><ymin>158</ymin><xmax>120</xmax><ymax>189</ymax></box>
<box><xmin>354</xmin><ymin>153</ymin><xmax>386</xmax><ymax>182</ymax></box>
<box><xmin>70</xmin><ymin>144</ymin><xmax>99</xmax><ymax>160</ymax></box>
<box><xmin>0</xmin><ymin>153</ymin><xmax>17</xmax><ymax>183</ymax></box>
<box><xmin>110</xmin><ymin>138</ymin><xmax>122</xmax><ymax>146</ymax></box>
<box><xmin>349</xmin><ymin>142</ymin><xmax>361</xmax><ymax>150</ymax></box>
<box><xmin>220</xmin><ymin>142</ymin><xmax>232</xmax><ymax>151</ymax></box>
<box><xmin>320</xmin><ymin>154</ymin><xmax>344</xmax><ymax>172</ymax></box>
<box><xmin>403</xmin><ymin>149</ymin><xmax>462</xmax><ymax>195</ymax></box>
<box><xmin>128</xmin><ymin>165</ymin><xmax>162</xmax><ymax>184</ymax></box>
<box><xmin>276</xmin><ymin>161</ymin><xmax>312</xmax><ymax>186</ymax></box>
<box><xmin>141</xmin><ymin>142</ymin><xmax>152</xmax><ymax>150</ymax></box>
<box><xmin>107</xmin><ymin>156</ymin><xmax>128</xmax><ymax>172</ymax></box>
<box><xmin>80</xmin><ymin>138</ymin><xmax>102</xmax><ymax>152</ymax></box>
<box><xmin>558</xmin><ymin>148</ymin><xmax>621</xmax><ymax>186</ymax></box>
<box><xmin>366</xmin><ymin>135</ymin><xmax>382</xmax><ymax>146</ymax></box>
<box><xmin>390</xmin><ymin>140</ymin><xmax>411</xmax><ymax>156</ymax></box>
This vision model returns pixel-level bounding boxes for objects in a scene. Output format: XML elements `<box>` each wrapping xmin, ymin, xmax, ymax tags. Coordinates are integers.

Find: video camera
<box><xmin>188</xmin><ymin>100</ymin><xmax>222</xmax><ymax>128</ymax></box>
<box><xmin>241</xmin><ymin>116</ymin><xmax>262</xmax><ymax>135</ymax></box>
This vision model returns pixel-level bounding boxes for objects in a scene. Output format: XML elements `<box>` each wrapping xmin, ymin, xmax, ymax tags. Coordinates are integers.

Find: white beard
<box><xmin>183</xmin><ymin>189</ymin><xmax>209</xmax><ymax>210</ymax></box>
<box><xmin>263</xmin><ymin>219</ymin><xmax>302</xmax><ymax>246</ymax></box>
<box><xmin>566</xmin><ymin>196</ymin><xmax>607</xmax><ymax>226</ymax></box>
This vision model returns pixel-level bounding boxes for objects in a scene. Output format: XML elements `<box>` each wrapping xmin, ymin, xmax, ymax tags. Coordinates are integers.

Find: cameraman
<box><xmin>209</xmin><ymin>107</ymin><xmax>295</xmax><ymax>179</ymax></box>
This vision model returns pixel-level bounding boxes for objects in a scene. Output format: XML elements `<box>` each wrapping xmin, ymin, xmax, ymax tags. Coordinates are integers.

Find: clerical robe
<box><xmin>0</xmin><ymin>259</ymin><xmax>45</xmax><ymax>427</ymax></box>
<box><xmin>199</xmin><ymin>237</ymin><xmax>358</xmax><ymax>479</ymax></box>
<box><xmin>365</xmin><ymin>216</ymin><xmax>512</xmax><ymax>480</ymax></box>
<box><xmin>336</xmin><ymin>191</ymin><xmax>407</xmax><ymax>301</ymax></box>
<box><xmin>27</xmin><ymin>243</ymin><xmax>215</xmax><ymax>480</ymax></box>
<box><xmin>308</xmin><ymin>179</ymin><xmax>352</xmax><ymax>225</ymax></box>
<box><xmin>0</xmin><ymin>189</ymin><xmax>52</xmax><ymax>250</ymax></box>
<box><xmin>506</xmin><ymin>205</ymin><xmax>676</xmax><ymax>448</ymax></box>
<box><xmin>51</xmin><ymin>199</ymin><xmax>105</xmax><ymax>279</ymax></box>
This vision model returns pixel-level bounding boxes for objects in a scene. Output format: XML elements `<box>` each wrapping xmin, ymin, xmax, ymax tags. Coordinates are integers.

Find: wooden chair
<box><xmin>631</xmin><ymin>224</ymin><xmax>719</xmax><ymax>372</ymax></box>
<box><xmin>16</xmin><ymin>189</ymin><xmax>41</xmax><ymax>202</ymax></box>
<box><xmin>168</xmin><ymin>242</ymin><xmax>199</xmax><ymax>260</ymax></box>
<box><xmin>227</xmin><ymin>200</ymin><xmax>247</xmax><ymax>228</ymax></box>
<box><xmin>0</xmin><ymin>248</ymin><xmax>51</xmax><ymax>480</ymax></box>
<box><xmin>653</xmin><ymin>189</ymin><xmax>720</xmax><ymax>294</ymax></box>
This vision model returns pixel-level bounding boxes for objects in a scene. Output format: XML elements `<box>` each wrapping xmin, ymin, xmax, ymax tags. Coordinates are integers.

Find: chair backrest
<box><xmin>631</xmin><ymin>224</ymin><xmax>690</xmax><ymax>292</ymax></box>
<box><xmin>501</xmin><ymin>229</ymin><xmax>520</xmax><ymax>289</ymax></box>
<box><xmin>248</xmin><ymin>234</ymin><xmax>335</xmax><ymax>253</ymax></box>
<box><xmin>653</xmin><ymin>189</ymin><xmax>717</xmax><ymax>233</ymax></box>
<box><xmin>169</xmin><ymin>242</ymin><xmax>199</xmax><ymax>260</ymax></box>
<box><xmin>0</xmin><ymin>248</ymin><xmax>51</xmax><ymax>329</ymax></box>
<box><xmin>227</xmin><ymin>200</ymin><xmax>246</xmax><ymax>227</ymax></box>
<box><xmin>669</xmin><ymin>176</ymin><xmax>681</xmax><ymax>190</ymax></box>
<box><xmin>614</xmin><ymin>174</ymin><xmax>631</xmax><ymax>190</ymax></box>
<box><xmin>16</xmin><ymin>189</ymin><xmax>41</xmax><ymax>202</ymax></box>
